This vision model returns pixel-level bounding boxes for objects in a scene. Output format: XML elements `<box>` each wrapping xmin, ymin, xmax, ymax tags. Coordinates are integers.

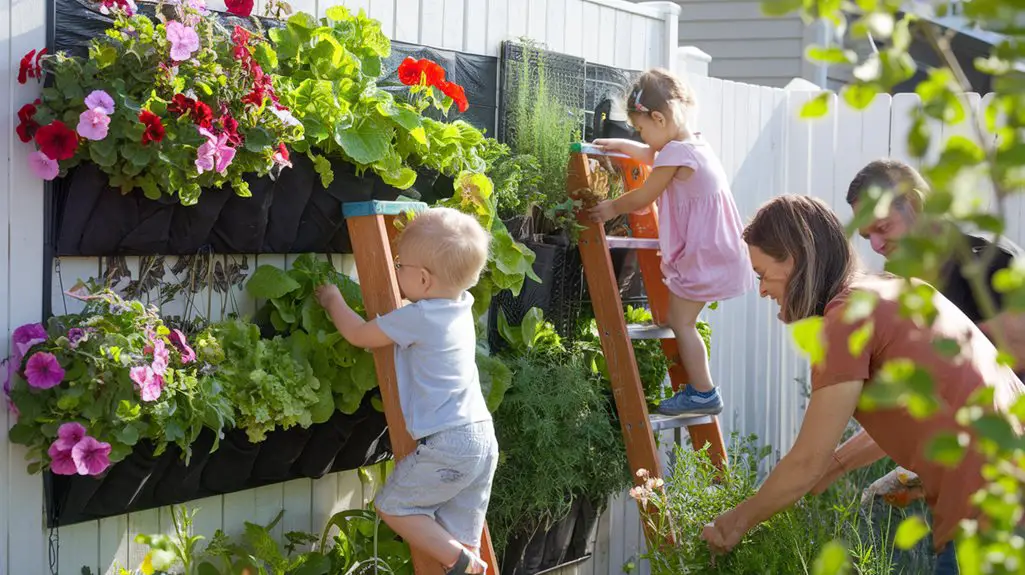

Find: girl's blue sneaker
<box><xmin>657</xmin><ymin>385</ymin><xmax>723</xmax><ymax>416</ymax></box>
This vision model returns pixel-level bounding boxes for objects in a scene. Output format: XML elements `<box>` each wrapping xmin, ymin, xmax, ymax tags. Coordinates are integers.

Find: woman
<box><xmin>699</xmin><ymin>195</ymin><xmax>1025</xmax><ymax>574</ymax></box>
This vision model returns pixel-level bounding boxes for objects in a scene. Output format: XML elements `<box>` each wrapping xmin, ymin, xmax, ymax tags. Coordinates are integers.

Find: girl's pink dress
<box><xmin>651</xmin><ymin>138</ymin><xmax>755</xmax><ymax>302</ymax></box>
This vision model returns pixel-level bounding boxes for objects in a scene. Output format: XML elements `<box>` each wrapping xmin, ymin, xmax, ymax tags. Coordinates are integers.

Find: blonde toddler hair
<box><xmin>397</xmin><ymin>207</ymin><xmax>490</xmax><ymax>291</ymax></box>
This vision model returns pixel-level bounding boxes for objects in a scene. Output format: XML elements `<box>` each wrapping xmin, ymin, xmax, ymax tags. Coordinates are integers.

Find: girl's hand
<box><xmin>588</xmin><ymin>200</ymin><xmax>618</xmax><ymax>223</ymax></box>
<box><xmin>315</xmin><ymin>284</ymin><xmax>345</xmax><ymax>311</ymax></box>
<box><xmin>592</xmin><ymin>138</ymin><xmax>654</xmax><ymax>164</ymax></box>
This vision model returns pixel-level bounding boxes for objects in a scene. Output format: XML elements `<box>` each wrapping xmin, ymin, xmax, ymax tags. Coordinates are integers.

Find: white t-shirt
<box><xmin>375</xmin><ymin>292</ymin><xmax>492</xmax><ymax>440</ymax></box>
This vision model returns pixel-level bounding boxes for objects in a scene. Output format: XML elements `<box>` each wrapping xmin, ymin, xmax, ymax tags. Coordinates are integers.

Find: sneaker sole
<box><xmin>656</xmin><ymin>404</ymin><xmax>723</xmax><ymax>417</ymax></box>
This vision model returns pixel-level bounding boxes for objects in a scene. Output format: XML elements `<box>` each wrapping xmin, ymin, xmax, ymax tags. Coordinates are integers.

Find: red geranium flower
<box><xmin>191</xmin><ymin>101</ymin><xmax>214</xmax><ymax>129</ymax></box>
<box><xmin>139</xmin><ymin>111</ymin><xmax>165</xmax><ymax>145</ymax></box>
<box><xmin>438</xmin><ymin>81</ymin><xmax>469</xmax><ymax>113</ymax></box>
<box><xmin>16</xmin><ymin>103</ymin><xmax>39</xmax><ymax>143</ymax></box>
<box><xmin>168</xmin><ymin>94</ymin><xmax>213</xmax><ymax>129</ymax></box>
<box><xmin>34</xmin><ymin>121</ymin><xmax>78</xmax><ymax>161</ymax></box>
<box><xmin>225</xmin><ymin>0</ymin><xmax>254</xmax><ymax>17</ymax></box>
<box><xmin>397</xmin><ymin>57</ymin><xmax>446</xmax><ymax>87</ymax></box>
<box><xmin>219</xmin><ymin>115</ymin><xmax>242</xmax><ymax>146</ymax></box>
<box><xmin>18</xmin><ymin>49</ymin><xmax>45</xmax><ymax>84</ymax></box>
<box><xmin>168</xmin><ymin>94</ymin><xmax>194</xmax><ymax>116</ymax></box>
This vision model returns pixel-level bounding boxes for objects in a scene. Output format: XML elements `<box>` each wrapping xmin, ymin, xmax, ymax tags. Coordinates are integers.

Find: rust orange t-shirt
<box><xmin>812</xmin><ymin>274</ymin><xmax>1025</xmax><ymax>551</ymax></box>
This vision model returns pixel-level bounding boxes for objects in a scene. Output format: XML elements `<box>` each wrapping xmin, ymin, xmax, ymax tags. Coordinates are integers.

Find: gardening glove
<box><xmin>860</xmin><ymin>466</ymin><xmax>924</xmax><ymax>508</ymax></box>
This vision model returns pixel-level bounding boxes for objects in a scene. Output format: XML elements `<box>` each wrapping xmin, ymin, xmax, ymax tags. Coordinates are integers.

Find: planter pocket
<box><xmin>567</xmin><ymin>497</ymin><xmax>602</xmax><ymax>558</ymax></box>
<box><xmin>127</xmin><ymin>444</ymin><xmax>180</xmax><ymax>513</ymax></box>
<box><xmin>263</xmin><ymin>153</ymin><xmax>317</xmax><ymax>252</ymax></box>
<box><xmin>168</xmin><ymin>190</ymin><xmax>233</xmax><ymax>254</ymax></box>
<box><xmin>330</xmin><ymin>408</ymin><xmax>390</xmax><ymax>473</ymax></box>
<box><xmin>518</xmin><ymin>526</ymin><xmax>548</xmax><ymax>575</ymax></box>
<box><xmin>153</xmin><ymin>427</ymin><xmax>218</xmax><ymax>506</ymax></box>
<box><xmin>251</xmin><ymin>425</ymin><xmax>314</xmax><ymax>483</ymax></box>
<box><xmin>294</xmin><ymin>407</ymin><xmax>368</xmax><ymax>479</ymax></box>
<box><xmin>209</xmin><ymin>176</ymin><xmax>275</xmax><ymax>253</ymax></box>
<box><xmin>47</xmin><ymin>472</ymin><xmax>105</xmax><ymax>527</ymax></box>
<box><xmin>201</xmin><ymin>429</ymin><xmax>261</xmax><ymax>493</ymax></box>
<box><xmin>84</xmin><ymin>440</ymin><xmax>161</xmax><ymax>516</ymax></box>
<box><xmin>291</xmin><ymin>159</ymin><xmax>374</xmax><ymax>254</ymax></box>
<box><xmin>540</xmin><ymin>499</ymin><xmax>580</xmax><ymax>569</ymax></box>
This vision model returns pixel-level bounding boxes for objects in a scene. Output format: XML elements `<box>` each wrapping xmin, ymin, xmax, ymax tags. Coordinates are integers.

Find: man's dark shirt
<box><xmin>936</xmin><ymin>231</ymin><xmax>1023</xmax><ymax>324</ymax></box>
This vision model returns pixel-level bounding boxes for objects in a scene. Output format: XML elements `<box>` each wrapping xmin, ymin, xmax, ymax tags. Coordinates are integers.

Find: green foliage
<box><xmin>764</xmin><ymin>1</ymin><xmax>1025</xmax><ymax>571</ymax></box>
<box><xmin>248</xmin><ymin>254</ymin><xmax>378</xmax><ymax>415</ymax></box>
<box><xmin>640</xmin><ymin>435</ymin><xmax>932</xmax><ymax>575</ymax></box>
<box><xmin>487</xmin><ymin>308</ymin><xmax>630</xmax><ymax>559</ymax></box>
<box><xmin>271</xmin><ymin>7</ymin><xmax>485</xmax><ymax>188</ymax></box>
<box><xmin>7</xmin><ymin>286</ymin><xmax>234</xmax><ymax>474</ymax></box>
<box><xmin>30</xmin><ymin>4</ymin><xmax>302</xmax><ymax>204</ymax></box>
<box><xmin>506</xmin><ymin>39</ymin><xmax>583</xmax><ymax>235</ymax></box>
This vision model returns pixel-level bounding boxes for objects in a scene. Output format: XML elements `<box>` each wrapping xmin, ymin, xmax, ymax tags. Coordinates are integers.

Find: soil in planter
<box><xmin>84</xmin><ymin>440</ymin><xmax>162</xmax><ymax>517</ymax></box>
<box><xmin>201</xmin><ymin>428</ymin><xmax>262</xmax><ymax>493</ymax></box>
<box><xmin>250</xmin><ymin>425</ymin><xmax>314</xmax><ymax>483</ymax></box>
<box><xmin>152</xmin><ymin>427</ymin><xmax>218</xmax><ymax>506</ymax></box>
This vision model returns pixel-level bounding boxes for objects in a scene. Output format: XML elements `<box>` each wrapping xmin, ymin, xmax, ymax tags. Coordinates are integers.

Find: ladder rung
<box><xmin>606</xmin><ymin>236</ymin><xmax>660</xmax><ymax>250</ymax></box>
<box><xmin>626</xmin><ymin>323</ymin><xmax>675</xmax><ymax>340</ymax></box>
<box><xmin>649</xmin><ymin>412</ymin><xmax>714</xmax><ymax>431</ymax></box>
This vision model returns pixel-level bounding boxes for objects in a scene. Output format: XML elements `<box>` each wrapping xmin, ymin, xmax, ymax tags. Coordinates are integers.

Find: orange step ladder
<box><xmin>344</xmin><ymin>200</ymin><xmax>500</xmax><ymax>575</ymax></box>
<box><xmin>566</xmin><ymin>142</ymin><xmax>728</xmax><ymax>512</ymax></box>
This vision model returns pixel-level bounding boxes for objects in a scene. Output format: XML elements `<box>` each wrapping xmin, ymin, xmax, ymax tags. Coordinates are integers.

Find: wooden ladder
<box><xmin>343</xmin><ymin>200</ymin><xmax>500</xmax><ymax>575</ymax></box>
<box><xmin>566</xmin><ymin>143</ymin><xmax>728</xmax><ymax>520</ymax></box>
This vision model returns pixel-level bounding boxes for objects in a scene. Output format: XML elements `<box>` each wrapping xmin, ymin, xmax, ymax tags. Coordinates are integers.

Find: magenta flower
<box><xmin>151</xmin><ymin>339</ymin><xmax>169</xmax><ymax>375</ymax></box>
<box><xmin>195</xmin><ymin>127</ymin><xmax>236</xmax><ymax>174</ymax></box>
<box><xmin>48</xmin><ymin>442</ymin><xmax>78</xmax><ymax>475</ymax></box>
<box><xmin>12</xmin><ymin>323</ymin><xmax>47</xmax><ymax>359</ymax></box>
<box><xmin>84</xmin><ymin>90</ymin><xmax>115</xmax><ymax>115</ymax></box>
<box><xmin>28</xmin><ymin>150</ymin><xmax>59</xmax><ymax>181</ymax></box>
<box><xmin>71</xmin><ymin>436</ymin><xmax>112</xmax><ymax>476</ymax></box>
<box><xmin>166</xmin><ymin>21</ymin><xmax>200</xmax><ymax>62</ymax></box>
<box><xmin>55</xmin><ymin>421</ymin><xmax>87</xmax><ymax>451</ymax></box>
<box><xmin>24</xmin><ymin>352</ymin><xmax>64</xmax><ymax>389</ymax></box>
<box><xmin>67</xmin><ymin>328</ymin><xmax>86</xmax><ymax>348</ymax></box>
<box><xmin>168</xmin><ymin>329</ymin><xmax>195</xmax><ymax>363</ymax></box>
<box><xmin>130</xmin><ymin>365</ymin><xmax>153</xmax><ymax>387</ymax></box>
<box><xmin>77</xmin><ymin>108</ymin><xmax>111</xmax><ymax>141</ymax></box>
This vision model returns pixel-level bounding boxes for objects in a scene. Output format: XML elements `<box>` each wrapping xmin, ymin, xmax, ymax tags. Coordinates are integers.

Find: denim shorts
<box><xmin>374</xmin><ymin>421</ymin><xmax>498</xmax><ymax>547</ymax></box>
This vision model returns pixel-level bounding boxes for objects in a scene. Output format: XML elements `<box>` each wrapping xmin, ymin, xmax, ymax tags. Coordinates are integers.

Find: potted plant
<box><xmin>4</xmin><ymin>283</ymin><xmax>234</xmax><ymax>519</ymax></box>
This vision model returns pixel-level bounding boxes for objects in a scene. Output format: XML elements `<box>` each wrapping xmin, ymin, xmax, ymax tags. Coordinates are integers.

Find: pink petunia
<box><xmin>166</xmin><ymin>21</ymin><xmax>200</xmax><ymax>62</ymax></box>
<box><xmin>12</xmin><ymin>323</ymin><xmax>47</xmax><ymax>359</ymax></box>
<box><xmin>71</xmin><ymin>436</ymin><xmax>112</xmax><ymax>476</ymax></box>
<box><xmin>140</xmin><ymin>374</ymin><xmax>164</xmax><ymax>402</ymax></box>
<box><xmin>55</xmin><ymin>421</ymin><xmax>87</xmax><ymax>451</ymax></box>
<box><xmin>195</xmin><ymin>127</ymin><xmax>236</xmax><ymax>174</ymax></box>
<box><xmin>24</xmin><ymin>352</ymin><xmax>64</xmax><ymax>389</ymax></box>
<box><xmin>77</xmin><ymin>108</ymin><xmax>111</xmax><ymax>141</ymax></box>
<box><xmin>168</xmin><ymin>329</ymin><xmax>195</xmax><ymax>364</ymax></box>
<box><xmin>28</xmin><ymin>150</ymin><xmax>59</xmax><ymax>181</ymax></box>
<box><xmin>48</xmin><ymin>442</ymin><xmax>78</xmax><ymax>475</ymax></box>
<box><xmin>151</xmin><ymin>339</ymin><xmax>169</xmax><ymax>375</ymax></box>
<box><xmin>83</xmin><ymin>90</ymin><xmax>115</xmax><ymax>115</ymax></box>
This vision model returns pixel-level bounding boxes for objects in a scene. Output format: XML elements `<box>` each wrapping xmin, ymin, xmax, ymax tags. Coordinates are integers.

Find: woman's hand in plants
<box><xmin>314</xmin><ymin>284</ymin><xmax>346</xmax><ymax>312</ymax></box>
<box><xmin>702</xmin><ymin>507</ymin><xmax>749</xmax><ymax>555</ymax></box>
<box><xmin>588</xmin><ymin>199</ymin><xmax>619</xmax><ymax>223</ymax></box>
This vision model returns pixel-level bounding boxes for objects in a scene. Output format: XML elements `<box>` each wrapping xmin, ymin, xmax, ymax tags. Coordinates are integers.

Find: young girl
<box><xmin>588</xmin><ymin>68</ymin><xmax>753</xmax><ymax>417</ymax></box>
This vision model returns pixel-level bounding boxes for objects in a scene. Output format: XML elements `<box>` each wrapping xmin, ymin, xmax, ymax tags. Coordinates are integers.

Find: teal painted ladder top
<box><xmin>342</xmin><ymin>200</ymin><xmax>429</xmax><ymax>219</ymax></box>
<box><xmin>569</xmin><ymin>141</ymin><xmax>631</xmax><ymax>159</ymax></box>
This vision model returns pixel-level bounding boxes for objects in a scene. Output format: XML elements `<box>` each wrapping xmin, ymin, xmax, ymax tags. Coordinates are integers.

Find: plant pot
<box><xmin>294</xmin><ymin>407</ymin><xmax>369</xmax><ymax>478</ymax></box>
<box><xmin>201</xmin><ymin>428</ymin><xmax>261</xmax><ymax>493</ymax></box>
<box><xmin>567</xmin><ymin>497</ymin><xmax>602</xmax><ymax>558</ymax></box>
<box><xmin>540</xmin><ymin>499</ymin><xmax>580</xmax><ymax>569</ymax></box>
<box><xmin>208</xmin><ymin>175</ymin><xmax>276</xmax><ymax>253</ymax></box>
<box><xmin>47</xmin><ymin>471</ymin><xmax>105</xmax><ymax>527</ymax></box>
<box><xmin>84</xmin><ymin>440</ymin><xmax>161</xmax><ymax>516</ymax></box>
<box><xmin>153</xmin><ymin>427</ymin><xmax>218</xmax><ymax>506</ymax></box>
<box><xmin>251</xmin><ymin>425</ymin><xmax>314</xmax><ymax>483</ymax></box>
<box><xmin>290</xmin><ymin>158</ymin><xmax>375</xmax><ymax>254</ymax></box>
<box><xmin>330</xmin><ymin>408</ymin><xmax>390</xmax><ymax>473</ymax></box>
<box><xmin>263</xmin><ymin>153</ymin><xmax>317</xmax><ymax>252</ymax></box>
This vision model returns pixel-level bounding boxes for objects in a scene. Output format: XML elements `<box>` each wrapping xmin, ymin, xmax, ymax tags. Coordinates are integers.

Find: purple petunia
<box><xmin>24</xmin><ymin>352</ymin><xmax>64</xmax><ymax>389</ymax></box>
<box><xmin>83</xmin><ymin>90</ymin><xmax>115</xmax><ymax>115</ymax></box>
<box><xmin>55</xmin><ymin>421</ymin><xmax>87</xmax><ymax>451</ymax></box>
<box><xmin>166</xmin><ymin>21</ymin><xmax>200</xmax><ymax>62</ymax></box>
<box><xmin>168</xmin><ymin>329</ymin><xmax>196</xmax><ymax>364</ymax></box>
<box><xmin>12</xmin><ymin>323</ymin><xmax>47</xmax><ymax>359</ymax></box>
<box><xmin>48</xmin><ymin>441</ymin><xmax>78</xmax><ymax>475</ymax></box>
<box><xmin>67</xmin><ymin>328</ymin><xmax>86</xmax><ymax>349</ymax></box>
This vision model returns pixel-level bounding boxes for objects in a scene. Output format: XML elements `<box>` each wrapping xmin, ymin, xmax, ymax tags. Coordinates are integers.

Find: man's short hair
<box><xmin>846</xmin><ymin>159</ymin><xmax>929</xmax><ymax>212</ymax></box>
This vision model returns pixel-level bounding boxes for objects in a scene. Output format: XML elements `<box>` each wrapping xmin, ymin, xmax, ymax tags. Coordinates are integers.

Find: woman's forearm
<box><xmin>739</xmin><ymin>452</ymin><xmax>824</xmax><ymax>529</ymax></box>
<box><xmin>833</xmin><ymin>428</ymin><xmax>886</xmax><ymax>472</ymax></box>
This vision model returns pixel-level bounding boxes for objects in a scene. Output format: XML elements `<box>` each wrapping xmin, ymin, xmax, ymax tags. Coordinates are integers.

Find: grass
<box><xmin>636</xmin><ymin>433</ymin><xmax>935</xmax><ymax>574</ymax></box>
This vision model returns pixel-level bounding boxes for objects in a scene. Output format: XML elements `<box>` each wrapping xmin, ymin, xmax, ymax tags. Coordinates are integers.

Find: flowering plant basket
<box><xmin>17</xmin><ymin>0</ymin><xmax>302</xmax><ymax>205</ymax></box>
<box><xmin>4</xmin><ymin>285</ymin><xmax>233</xmax><ymax>478</ymax></box>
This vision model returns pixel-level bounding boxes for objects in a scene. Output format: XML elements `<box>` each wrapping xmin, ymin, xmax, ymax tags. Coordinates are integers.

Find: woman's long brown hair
<box><xmin>743</xmin><ymin>195</ymin><xmax>861</xmax><ymax>322</ymax></box>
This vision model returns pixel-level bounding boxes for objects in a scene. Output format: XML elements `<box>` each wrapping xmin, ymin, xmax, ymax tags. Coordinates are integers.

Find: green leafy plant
<box><xmin>16</xmin><ymin>1</ymin><xmax>302</xmax><ymax>203</ymax></box>
<box><xmin>763</xmin><ymin>1</ymin><xmax>1025</xmax><ymax>572</ymax></box>
<box><xmin>6</xmin><ymin>285</ymin><xmax>233</xmax><ymax>475</ymax></box>
<box><xmin>247</xmin><ymin>254</ymin><xmax>379</xmax><ymax>415</ymax></box>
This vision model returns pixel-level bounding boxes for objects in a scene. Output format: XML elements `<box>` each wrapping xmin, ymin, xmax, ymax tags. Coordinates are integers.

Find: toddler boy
<box><xmin>315</xmin><ymin>206</ymin><xmax>497</xmax><ymax>575</ymax></box>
